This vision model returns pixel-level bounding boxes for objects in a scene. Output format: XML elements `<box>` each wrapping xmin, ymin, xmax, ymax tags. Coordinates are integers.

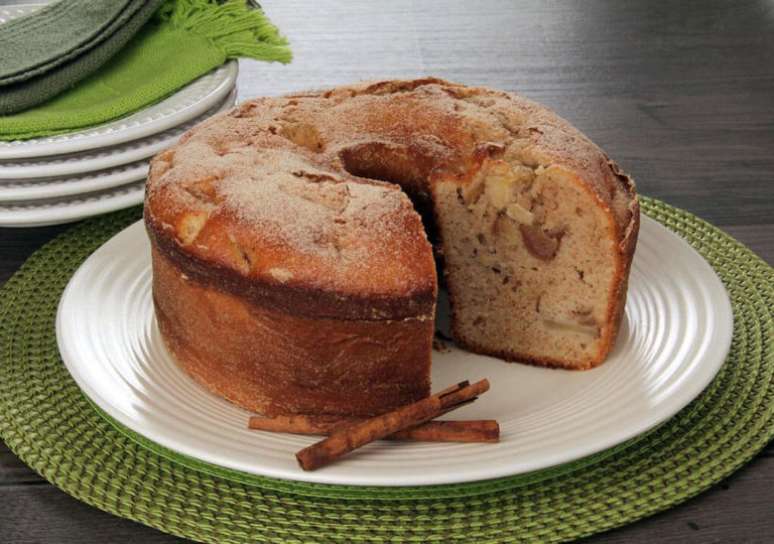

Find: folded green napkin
<box><xmin>1</xmin><ymin>0</ymin><xmax>139</xmax><ymax>84</ymax></box>
<box><xmin>0</xmin><ymin>0</ymin><xmax>166</xmax><ymax>114</ymax></box>
<box><xmin>0</xmin><ymin>0</ymin><xmax>291</xmax><ymax>140</ymax></box>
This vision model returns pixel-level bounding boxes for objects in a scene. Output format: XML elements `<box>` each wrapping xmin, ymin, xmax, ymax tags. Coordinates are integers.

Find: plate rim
<box><xmin>0</xmin><ymin>89</ymin><xmax>237</xmax><ymax>180</ymax></box>
<box><xmin>55</xmin><ymin>215</ymin><xmax>734</xmax><ymax>486</ymax></box>
<box><xmin>0</xmin><ymin>91</ymin><xmax>236</xmax><ymax>202</ymax></box>
<box><xmin>0</xmin><ymin>182</ymin><xmax>144</xmax><ymax>227</ymax></box>
<box><xmin>0</xmin><ymin>161</ymin><xmax>147</xmax><ymax>203</ymax></box>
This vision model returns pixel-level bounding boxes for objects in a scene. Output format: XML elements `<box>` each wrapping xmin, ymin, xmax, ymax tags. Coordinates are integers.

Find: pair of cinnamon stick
<box><xmin>247</xmin><ymin>379</ymin><xmax>496</xmax><ymax>471</ymax></box>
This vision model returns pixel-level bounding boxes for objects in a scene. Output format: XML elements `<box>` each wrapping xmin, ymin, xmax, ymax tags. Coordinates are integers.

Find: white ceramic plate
<box><xmin>0</xmin><ymin>91</ymin><xmax>236</xmax><ymax>201</ymax></box>
<box><xmin>0</xmin><ymin>5</ymin><xmax>238</xmax><ymax>160</ymax></box>
<box><xmin>0</xmin><ymin>90</ymin><xmax>237</xmax><ymax>180</ymax></box>
<box><xmin>56</xmin><ymin>216</ymin><xmax>734</xmax><ymax>486</ymax></box>
<box><xmin>0</xmin><ymin>181</ymin><xmax>144</xmax><ymax>227</ymax></box>
<box><xmin>0</xmin><ymin>161</ymin><xmax>148</xmax><ymax>203</ymax></box>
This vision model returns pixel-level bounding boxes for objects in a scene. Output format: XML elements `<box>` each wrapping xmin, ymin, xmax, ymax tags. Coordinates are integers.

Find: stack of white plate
<box><xmin>0</xmin><ymin>6</ymin><xmax>238</xmax><ymax>228</ymax></box>
<box><xmin>0</xmin><ymin>65</ymin><xmax>237</xmax><ymax>228</ymax></box>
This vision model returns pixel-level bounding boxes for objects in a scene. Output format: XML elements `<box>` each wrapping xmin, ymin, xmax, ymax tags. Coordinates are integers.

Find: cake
<box><xmin>144</xmin><ymin>78</ymin><xmax>639</xmax><ymax>417</ymax></box>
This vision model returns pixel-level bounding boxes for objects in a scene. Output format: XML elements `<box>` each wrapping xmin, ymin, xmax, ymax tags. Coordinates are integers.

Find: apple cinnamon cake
<box><xmin>144</xmin><ymin>78</ymin><xmax>639</xmax><ymax>416</ymax></box>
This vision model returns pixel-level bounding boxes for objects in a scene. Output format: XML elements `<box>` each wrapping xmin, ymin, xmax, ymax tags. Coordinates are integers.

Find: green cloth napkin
<box><xmin>0</xmin><ymin>0</ymin><xmax>167</xmax><ymax>114</ymax></box>
<box><xmin>0</xmin><ymin>0</ymin><xmax>291</xmax><ymax>139</ymax></box>
<box><xmin>0</xmin><ymin>0</ymin><xmax>140</xmax><ymax>85</ymax></box>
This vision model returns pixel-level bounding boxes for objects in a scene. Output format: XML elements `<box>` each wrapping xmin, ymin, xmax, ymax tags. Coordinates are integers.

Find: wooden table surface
<box><xmin>2</xmin><ymin>1</ymin><xmax>773</xmax><ymax>542</ymax></box>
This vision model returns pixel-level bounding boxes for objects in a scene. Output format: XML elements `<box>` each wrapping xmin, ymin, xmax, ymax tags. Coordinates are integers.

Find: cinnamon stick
<box><xmin>248</xmin><ymin>414</ymin><xmax>499</xmax><ymax>443</ymax></box>
<box><xmin>295</xmin><ymin>379</ymin><xmax>490</xmax><ymax>471</ymax></box>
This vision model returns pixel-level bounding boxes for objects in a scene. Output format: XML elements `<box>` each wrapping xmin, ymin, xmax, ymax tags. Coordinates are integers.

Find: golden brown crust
<box><xmin>147</xmin><ymin>222</ymin><xmax>436</xmax><ymax>321</ymax></box>
<box><xmin>601</xmin><ymin>163</ymin><xmax>640</xmax><ymax>364</ymax></box>
<box><xmin>153</xmin><ymin>248</ymin><xmax>432</xmax><ymax>416</ymax></box>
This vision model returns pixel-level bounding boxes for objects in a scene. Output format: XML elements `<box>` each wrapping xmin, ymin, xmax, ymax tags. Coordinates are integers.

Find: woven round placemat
<box><xmin>1</xmin><ymin>197</ymin><xmax>772</xmax><ymax>543</ymax></box>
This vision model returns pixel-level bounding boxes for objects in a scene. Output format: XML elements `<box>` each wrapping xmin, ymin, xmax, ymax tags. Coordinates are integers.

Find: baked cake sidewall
<box><xmin>151</xmin><ymin>247</ymin><xmax>432</xmax><ymax>417</ymax></box>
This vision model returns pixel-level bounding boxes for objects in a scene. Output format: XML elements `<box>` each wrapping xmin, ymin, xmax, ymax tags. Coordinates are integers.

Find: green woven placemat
<box><xmin>0</xmin><ymin>197</ymin><xmax>772</xmax><ymax>543</ymax></box>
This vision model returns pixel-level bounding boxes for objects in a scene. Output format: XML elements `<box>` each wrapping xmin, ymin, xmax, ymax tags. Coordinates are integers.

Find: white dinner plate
<box><xmin>56</xmin><ymin>216</ymin><xmax>733</xmax><ymax>486</ymax></box>
<box><xmin>0</xmin><ymin>5</ymin><xmax>238</xmax><ymax>160</ymax></box>
<box><xmin>0</xmin><ymin>90</ymin><xmax>237</xmax><ymax>180</ymax></box>
<box><xmin>0</xmin><ymin>181</ymin><xmax>144</xmax><ymax>227</ymax></box>
<box><xmin>0</xmin><ymin>161</ymin><xmax>148</xmax><ymax>203</ymax></box>
<box><xmin>0</xmin><ymin>91</ymin><xmax>236</xmax><ymax>202</ymax></box>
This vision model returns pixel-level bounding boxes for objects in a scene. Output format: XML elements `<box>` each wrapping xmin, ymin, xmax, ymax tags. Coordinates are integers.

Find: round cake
<box><xmin>144</xmin><ymin>78</ymin><xmax>639</xmax><ymax>417</ymax></box>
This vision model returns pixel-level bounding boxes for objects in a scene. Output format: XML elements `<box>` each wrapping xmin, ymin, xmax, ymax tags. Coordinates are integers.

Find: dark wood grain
<box><xmin>0</xmin><ymin>442</ymin><xmax>46</xmax><ymax>486</ymax></box>
<box><xmin>1</xmin><ymin>0</ymin><xmax>772</xmax><ymax>542</ymax></box>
